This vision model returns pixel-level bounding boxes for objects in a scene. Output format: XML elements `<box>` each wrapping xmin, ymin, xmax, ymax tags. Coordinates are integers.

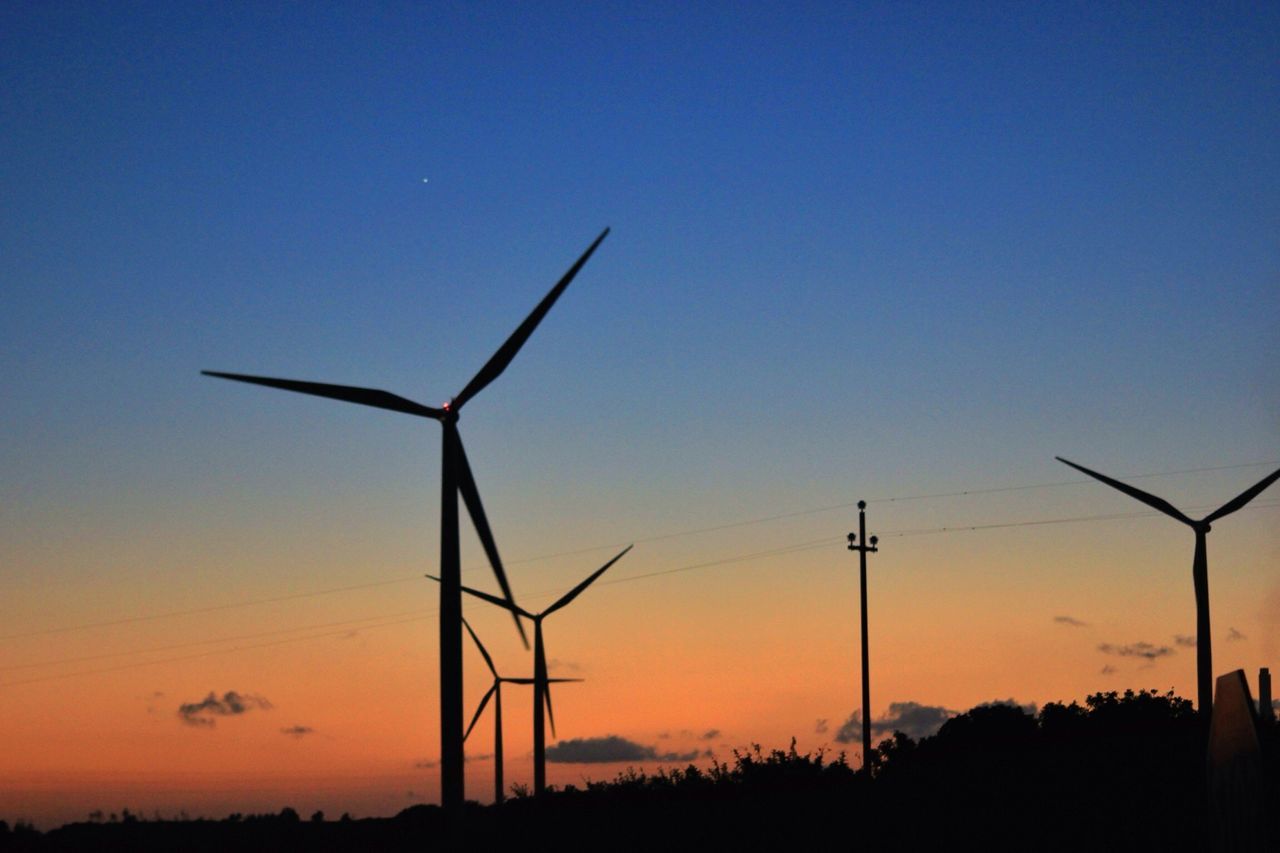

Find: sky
<box><xmin>2</xmin><ymin>1</ymin><xmax>1278</xmax><ymax>828</ymax></box>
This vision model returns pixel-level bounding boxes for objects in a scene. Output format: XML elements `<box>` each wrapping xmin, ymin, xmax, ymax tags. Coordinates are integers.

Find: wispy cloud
<box><xmin>700</xmin><ymin>729</ymin><xmax>720</xmax><ymax>741</ymax></box>
<box><xmin>142</xmin><ymin>691</ymin><xmax>166</xmax><ymax>716</ymax></box>
<box><xmin>281</xmin><ymin>725</ymin><xmax>314</xmax><ymax>738</ymax></box>
<box><xmin>413</xmin><ymin>754</ymin><xmax>492</xmax><ymax>770</ymax></box>
<box><xmin>1054</xmin><ymin>615</ymin><xmax>1087</xmax><ymax>627</ymax></box>
<box><xmin>1101</xmin><ymin>665</ymin><xmax>1117</xmax><ymax>675</ymax></box>
<box><xmin>177</xmin><ymin>691</ymin><xmax>271</xmax><ymax>727</ymax></box>
<box><xmin>814</xmin><ymin>719</ymin><xmax>829</xmax><ymax>735</ymax></box>
<box><xmin>1098</xmin><ymin>642</ymin><xmax>1173</xmax><ymax>661</ymax></box>
<box><xmin>1174</xmin><ymin>634</ymin><xmax>1196</xmax><ymax>647</ymax></box>
<box><xmin>1227</xmin><ymin>627</ymin><xmax>1246</xmax><ymax>641</ymax></box>
<box><xmin>836</xmin><ymin>701</ymin><xmax>958</xmax><ymax>743</ymax></box>
<box><xmin>546</xmin><ymin>736</ymin><xmax>710</xmax><ymax>764</ymax></box>
<box><xmin>547</xmin><ymin>658</ymin><xmax>583</xmax><ymax>673</ymax></box>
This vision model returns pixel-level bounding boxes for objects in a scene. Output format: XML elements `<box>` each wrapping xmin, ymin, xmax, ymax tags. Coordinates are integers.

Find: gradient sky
<box><xmin>3</xmin><ymin>1</ymin><xmax>1278</xmax><ymax>828</ymax></box>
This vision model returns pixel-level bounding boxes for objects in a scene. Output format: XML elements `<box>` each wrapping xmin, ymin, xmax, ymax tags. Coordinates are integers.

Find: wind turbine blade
<box><xmin>464</xmin><ymin>685</ymin><xmax>497</xmax><ymax>742</ymax></box>
<box><xmin>1055</xmin><ymin>457</ymin><xmax>1193</xmax><ymax>525</ymax></box>
<box><xmin>542</xmin><ymin>657</ymin><xmax>558</xmax><ymax>739</ymax></box>
<box><xmin>202</xmin><ymin>371</ymin><xmax>443</xmax><ymax>419</ymax></box>
<box><xmin>425</xmin><ymin>575</ymin><xmax>534</xmax><ymax>619</ymax></box>
<box><xmin>1203</xmin><ymin>465</ymin><xmax>1280</xmax><ymax>523</ymax></box>
<box><xmin>462</xmin><ymin>617</ymin><xmax>499</xmax><ymax>679</ymax></box>
<box><xmin>453</xmin><ymin>431</ymin><xmax>529</xmax><ymax>648</ymax></box>
<box><xmin>505</xmin><ymin>676</ymin><xmax>583</xmax><ymax>685</ymax></box>
<box><xmin>542</xmin><ymin>544</ymin><xmax>633</xmax><ymax>617</ymax></box>
<box><xmin>451</xmin><ymin>228</ymin><xmax>610</xmax><ymax>410</ymax></box>
<box><xmin>544</xmin><ymin>685</ymin><xmax>558</xmax><ymax>738</ymax></box>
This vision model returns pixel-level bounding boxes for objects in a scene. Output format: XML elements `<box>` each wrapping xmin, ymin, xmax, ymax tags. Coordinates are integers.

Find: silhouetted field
<box><xmin>4</xmin><ymin>690</ymin><xmax>1276</xmax><ymax>851</ymax></box>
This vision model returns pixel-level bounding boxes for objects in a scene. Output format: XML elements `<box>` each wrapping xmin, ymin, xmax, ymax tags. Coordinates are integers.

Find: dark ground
<box><xmin>3</xmin><ymin>690</ymin><xmax>1276</xmax><ymax>852</ymax></box>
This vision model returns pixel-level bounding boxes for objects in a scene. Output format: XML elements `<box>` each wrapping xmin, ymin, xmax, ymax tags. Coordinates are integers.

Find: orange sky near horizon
<box><xmin>4</xmin><ymin>475</ymin><xmax>1277</xmax><ymax>828</ymax></box>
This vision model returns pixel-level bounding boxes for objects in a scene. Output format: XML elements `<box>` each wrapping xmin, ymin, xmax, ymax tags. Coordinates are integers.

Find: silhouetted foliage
<box><xmin>5</xmin><ymin>689</ymin><xmax>1277</xmax><ymax>851</ymax></box>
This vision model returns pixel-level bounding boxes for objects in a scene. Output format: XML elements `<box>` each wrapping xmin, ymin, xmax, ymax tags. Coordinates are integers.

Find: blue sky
<box><xmin>2</xmin><ymin>1</ymin><xmax>1277</xmax><ymax>824</ymax></box>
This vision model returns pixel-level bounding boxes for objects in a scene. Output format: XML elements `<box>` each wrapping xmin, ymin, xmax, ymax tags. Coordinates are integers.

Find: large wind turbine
<box><xmin>203</xmin><ymin>228</ymin><xmax>610</xmax><ymax>812</ymax></box>
<box><xmin>1056</xmin><ymin>457</ymin><xmax>1280</xmax><ymax>714</ymax></box>
<box><xmin>462</xmin><ymin>618</ymin><xmax>580</xmax><ymax>804</ymax></box>
<box><xmin>432</xmin><ymin>543</ymin><xmax>632</xmax><ymax>795</ymax></box>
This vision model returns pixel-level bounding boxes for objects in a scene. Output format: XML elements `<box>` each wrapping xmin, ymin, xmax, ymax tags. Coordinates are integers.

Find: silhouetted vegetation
<box><xmin>4</xmin><ymin>690</ymin><xmax>1276</xmax><ymax>851</ymax></box>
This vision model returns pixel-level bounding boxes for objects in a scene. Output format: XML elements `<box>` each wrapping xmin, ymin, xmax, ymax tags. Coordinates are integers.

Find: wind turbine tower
<box><xmin>434</xmin><ymin>544</ymin><xmax>632</xmax><ymax>795</ymax></box>
<box><xmin>462</xmin><ymin>618</ymin><xmax>581</xmax><ymax>804</ymax></box>
<box><xmin>1056</xmin><ymin>457</ymin><xmax>1280</xmax><ymax>714</ymax></box>
<box><xmin>204</xmin><ymin>229</ymin><xmax>610</xmax><ymax>813</ymax></box>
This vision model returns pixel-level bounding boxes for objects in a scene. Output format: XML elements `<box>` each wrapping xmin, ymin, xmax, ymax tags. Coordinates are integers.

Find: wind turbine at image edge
<box><xmin>430</xmin><ymin>543</ymin><xmax>633</xmax><ymax>796</ymax></box>
<box><xmin>1055</xmin><ymin>456</ymin><xmax>1280</xmax><ymax>714</ymax></box>
<box><xmin>462</xmin><ymin>617</ymin><xmax>581</xmax><ymax>804</ymax></box>
<box><xmin>203</xmin><ymin>228</ymin><xmax>610</xmax><ymax>814</ymax></box>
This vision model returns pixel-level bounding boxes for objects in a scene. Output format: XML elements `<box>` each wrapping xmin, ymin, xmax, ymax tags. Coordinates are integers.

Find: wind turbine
<box><xmin>462</xmin><ymin>618</ymin><xmax>580</xmax><ymax>804</ymax></box>
<box><xmin>1056</xmin><ymin>457</ymin><xmax>1280</xmax><ymax>714</ymax></box>
<box><xmin>203</xmin><ymin>228</ymin><xmax>610</xmax><ymax>813</ymax></box>
<box><xmin>431</xmin><ymin>543</ymin><xmax>632</xmax><ymax>795</ymax></box>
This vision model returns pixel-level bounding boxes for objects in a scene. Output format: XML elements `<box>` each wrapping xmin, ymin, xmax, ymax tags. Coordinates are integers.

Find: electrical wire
<box><xmin>3</xmin><ymin>498</ymin><xmax>1275</xmax><ymax>687</ymax></box>
<box><xmin>4</xmin><ymin>460</ymin><xmax>1276</xmax><ymax>643</ymax></box>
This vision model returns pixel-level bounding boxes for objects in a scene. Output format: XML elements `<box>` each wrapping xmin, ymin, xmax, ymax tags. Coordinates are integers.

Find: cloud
<box><xmin>546</xmin><ymin>658</ymin><xmax>583</xmax><ymax>673</ymax></box>
<box><xmin>979</xmin><ymin>697</ymin><xmax>1037</xmax><ymax>716</ymax></box>
<box><xmin>177</xmin><ymin>691</ymin><xmax>271</xmax><ymax>727</ymax></box>
<box><xmin>281</xmin><ymin>725</ymin><xmax>314</xmax><ymax>738</ymax></box>
<box><xmin>1227</xmin><ymin>627</ymin><xmax>1246</xmax><ymax>641</ymax></box>
<box><xmin>1174</xmin><ymin>634</ymin><xmax>1196</xmax><ymax>647</ymax></box>
<box><xmin>1098</xmin><ymin>642</ymin><xmax>1173</xmax><ymax>661</ymax></box>
<box><xmin>836</xmin><ymin>701</ymin><xmax>958</xmax><ymax>743</ymax></box>
<box><xmin>547</xmin><ymin>736</ymin><xmax>655</xmax><ymax>764</ymax></box>
<box><xmin>413</xmin><ymin>754</ymin><xmax>491</xmax><ymax>769</ymax></box>
<box><xmin>545</xmin><ymin>736</ymin><xmax>708</xmax><ymax>765</ymax></box>
<box><xmin>700</xmin><ymin>729</ymin><xmax>720</xmax><ymax>741</ymax></box>
<box><xmin>142</xmin><ymin>691</ymin><xmax>166</xmax><ymax>716</ymax></box>
<box><xmin>1054</xmin><ymin>615</ymin><xmax>1088</xmax><ymax>627</ymax></box>
<box><xmin>814</xmin><ymin>719</ymin><xmax>829</xmax><ymax>734</ymax></box>
<box><xmin>1101</xmin><ymin>665</ymin><xmax>1117</xmax><ymax>675</ymax></box>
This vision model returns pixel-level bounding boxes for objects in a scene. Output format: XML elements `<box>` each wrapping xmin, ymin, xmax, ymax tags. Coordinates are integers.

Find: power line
<box><xmin>0</xmin><ymin>613</ymin><xmax>435</xmax><ymax>688</ymax></box>
<box><xmin>0</xmin><ymin>575</ymin><xmax>424</xmax><ymax>642</ymax></box>
<box><xmin>5</xmin><ymin>460</ymin><xmax>1276</xmax><ymax>643</ymax></box>
<box><xmin>0</xmin><ymin>607</ymin><xmax>430</xmax><ymax>673</ymax></box>
<box><xmin>5</xmin><ymin>498</ymin><xmax>1275</xmax><ymax>686</ymax></box>
<box><xmin>505</xmin><ymin>460</ymin><xmax>1280</xmax><ymax>563</ymax></box>
<box><xmin>0</xmin><ymin>537</ymin><xmax>838</xmax><ymax>682</ymax></box>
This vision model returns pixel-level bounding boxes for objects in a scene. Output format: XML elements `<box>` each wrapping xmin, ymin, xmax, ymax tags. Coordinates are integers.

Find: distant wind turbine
<box><xmin>462</xmin><ymin>618</ymin><xmax>580</xmax><ymax>804</ymax></box>
<box><xmin>431</xmin><ymin>543</ymin><xmax>632</xmax><ymax>795</ymax></box>
<box><xmin>1055</xmin><ymin>457</ymin><xmax>1280</xmax><ymax>714</ymax></box>
<box><xmin>203</xmin><ymin>228</ymin><xmax>610</xmax><ymax>813</ymax></box>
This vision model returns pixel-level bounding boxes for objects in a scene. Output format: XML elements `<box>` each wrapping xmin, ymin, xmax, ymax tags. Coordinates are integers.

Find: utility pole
<box><xmin>847</xmin><ymin>500</ymin><xmax>879</xmax><ymax>775</ymax></box>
